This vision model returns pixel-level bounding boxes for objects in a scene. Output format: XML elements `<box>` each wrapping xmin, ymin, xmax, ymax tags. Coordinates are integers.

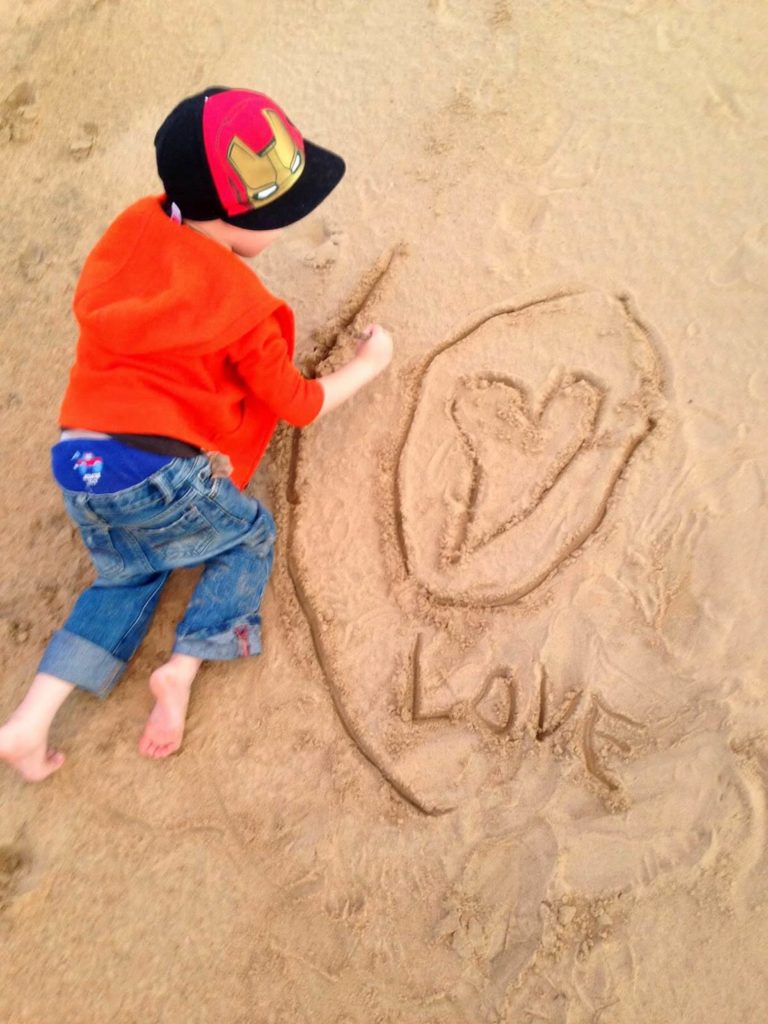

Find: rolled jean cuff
<box><xmin>173</xmin><ymin>619</ymin><xmax>262</xmax><ymax>661</ymax></box>
<box><xmin>37</xmin><ymin>628</ymin><xmax>126</xmax><ymax>697</ymax></box>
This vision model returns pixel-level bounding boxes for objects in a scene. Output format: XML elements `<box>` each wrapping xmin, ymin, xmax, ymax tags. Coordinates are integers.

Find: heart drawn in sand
<box><xmin>445</xmin><ymin>374</ymin><xmax>602</xmax><ymax>560</ymax></box>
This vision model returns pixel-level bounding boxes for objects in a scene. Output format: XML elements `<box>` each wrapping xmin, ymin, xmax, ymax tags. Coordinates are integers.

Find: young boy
<box><xmin>0</xmin><ymin>86</ymin><xmax>392</xmax><ymax>782</ymax></box>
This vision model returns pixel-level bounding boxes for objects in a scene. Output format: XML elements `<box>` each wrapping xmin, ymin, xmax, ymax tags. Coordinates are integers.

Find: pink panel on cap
<box><xmin>202</xmin><ymin>89</ymin><xmax>305</xmax><ymax>217</ymax></box>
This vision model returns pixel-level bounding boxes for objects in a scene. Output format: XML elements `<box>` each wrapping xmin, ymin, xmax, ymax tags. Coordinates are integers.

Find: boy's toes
<box><xmin>139</xmin><ymin>733</ymin><xmax>176</xmax><ymax>759</ymax></box>
<box><xmin>20</xmin><ymin>749</ymin><xmax>64</xmax><ymax>782</ymax></box>
<box><xmin>138</xmin><ymin>736</ymin><xmax>154</xmax><ymax>758</ymax></box>
<box><xmin>0</xmin><ymin>730</ymin><xmax>65</xmax><ymax>782</ymax></box>
<box><xmin>151</xmin><ymin>739</ymin><xmax>178</xmax><ymax>759</ymax></box>
<box><xmin>41</xmin><ymin>751</ymin><xmax>65</xmax><ymax>778</ymax></box>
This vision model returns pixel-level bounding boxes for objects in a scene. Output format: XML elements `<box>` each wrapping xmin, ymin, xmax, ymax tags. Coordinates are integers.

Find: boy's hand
<box><xmin>315</xmin><ymin>323</ymin><xmax>393</xmax><ymax>418</ymax></box>
<box><xmin>356</xmin><ymin>323</ymin><xmax>393</xmax><ymax>375</ymax></box>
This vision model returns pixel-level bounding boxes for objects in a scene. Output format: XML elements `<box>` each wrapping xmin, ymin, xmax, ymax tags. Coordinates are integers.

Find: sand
<box><xmin>1</xmin><ymin>0</ymin><xmax>767</xmax><ymax>1021</ymax></box>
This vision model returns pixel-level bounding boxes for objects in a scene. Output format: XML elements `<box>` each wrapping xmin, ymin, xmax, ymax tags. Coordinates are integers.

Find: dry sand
<box><xmin>2</xmin><ymin>1</ymin><xmax>768</xmax><ymax>1021</ymax></box>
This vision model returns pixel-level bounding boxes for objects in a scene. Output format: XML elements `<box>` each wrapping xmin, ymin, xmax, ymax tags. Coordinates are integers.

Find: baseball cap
<box><xmin>155</xmin><ymin>86</ymin><xmax>346</xmax><ymax>230</ymax></box>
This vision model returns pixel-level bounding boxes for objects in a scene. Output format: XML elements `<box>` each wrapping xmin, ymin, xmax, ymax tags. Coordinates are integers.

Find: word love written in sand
<box><xmin>409</xmin><ymin>643</ymin><xmax>648</xmax><ymax>799</ymax></box>
<box><xmin>288</xmin><ymin>291</ymin><xmax>665</xmax><ymax>814</ymax></box>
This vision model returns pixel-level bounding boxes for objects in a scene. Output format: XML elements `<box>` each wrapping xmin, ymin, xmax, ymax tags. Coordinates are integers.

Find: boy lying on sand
<box><xmin>0</xmin><ymin>86</ymin><xmax>392</xmax><ymax>780</ymax></box>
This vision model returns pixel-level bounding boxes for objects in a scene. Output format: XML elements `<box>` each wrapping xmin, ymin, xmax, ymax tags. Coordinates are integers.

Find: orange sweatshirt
<box><xmin>59</xmin><ymin>196</ymin><xmax>323</xmax><ymax>488</ymax></box>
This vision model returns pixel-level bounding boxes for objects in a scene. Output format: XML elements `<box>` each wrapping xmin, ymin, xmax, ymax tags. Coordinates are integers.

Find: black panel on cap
<box><xmin>154</xmin><ymin>86</ymin><xmax>229</xmax><ymax>221</ymax></box>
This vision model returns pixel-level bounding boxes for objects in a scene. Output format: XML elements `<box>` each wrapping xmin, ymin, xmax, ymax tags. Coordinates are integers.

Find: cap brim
<box><xmin>222</xmin><ymin>140</ymin><xmax>345</xmax><ymax>230</ymax></box>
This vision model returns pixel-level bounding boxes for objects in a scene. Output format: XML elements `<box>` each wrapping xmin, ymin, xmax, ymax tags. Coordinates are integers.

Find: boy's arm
<box><xmin>230</xmin><ymin>320</ymin><xmax>392</xmax><ymax>426</ymax></box>
<box><xmin>315</xmin><ymin>324</ymin><xmax>393</xmax><ymax>418</ymax></box>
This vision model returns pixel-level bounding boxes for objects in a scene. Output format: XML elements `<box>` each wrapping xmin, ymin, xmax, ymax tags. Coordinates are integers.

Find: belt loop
<box><xmin>152</xmin><ymin>470</ymin><xmax>176</xmax><ymax>505</ymax></box>
<box><xmin>74</xmin><ymin>493</ymin><xmax>102</xmax><ymax>524</ymax></box>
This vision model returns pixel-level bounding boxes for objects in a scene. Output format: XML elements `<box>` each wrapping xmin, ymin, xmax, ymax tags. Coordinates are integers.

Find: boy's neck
<box><xmin>182</xmin><ymin>217</ymin><xmax>283</xmax><ymax>259</ymax></box>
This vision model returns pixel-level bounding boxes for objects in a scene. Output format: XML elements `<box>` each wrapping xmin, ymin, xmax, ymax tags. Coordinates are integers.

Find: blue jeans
<box><xmin>38</xmin><ymin>455</ymin><xmax>276</xmax><ymax>697</ymax></box>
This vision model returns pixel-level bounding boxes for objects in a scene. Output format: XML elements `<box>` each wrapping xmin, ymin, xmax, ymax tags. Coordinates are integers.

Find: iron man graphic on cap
<box><xmin>227</xmin><ymin>109</ymin><xmax>303</xmax><ymax>208</ymax></box>
<box><xmin>203</xmin><ymin>91</ymin><xmax>306</xmax><ymax>216</ymax></box>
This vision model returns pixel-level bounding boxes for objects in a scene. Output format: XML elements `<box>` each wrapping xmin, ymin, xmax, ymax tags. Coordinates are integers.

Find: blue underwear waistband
<box><xmin>51</xmin><ymin>438</ymin><xmax>173</xmax><ymax>494</ymax></box>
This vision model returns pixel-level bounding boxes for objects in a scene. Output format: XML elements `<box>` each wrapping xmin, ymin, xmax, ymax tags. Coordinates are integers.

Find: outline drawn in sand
<box><xmin>395</xmin><ymin>291</ymin><xmax>662</xmax><ymax>606</ymax></box>
<box><xmin>444</xmin><ymin>372</ymin><xmax>604</xmax><ymax>559</ymax></box>
<box><xmin>282</xmin><ymin>276</ymin><xmax>666</xmax><ymax>814</ymax></box>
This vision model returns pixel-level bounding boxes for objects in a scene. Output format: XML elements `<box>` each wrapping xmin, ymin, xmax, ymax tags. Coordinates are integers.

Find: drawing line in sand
<box><xmin>287</xmin><ymin>245</ymin><xmax>402</xmax><ymax>506</ymax></box>
<box><xmin>283</xmin><ymin>269</ymin><xmax>662</xmax><ymax>813</ymax></box>
<box><xmin>284</xmin><ymin>247</ymin><xmax>449</xmax><ymax>815</ymax></box>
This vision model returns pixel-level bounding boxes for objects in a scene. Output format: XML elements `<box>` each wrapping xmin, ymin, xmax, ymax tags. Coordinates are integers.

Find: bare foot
<box><xmin>0</xmin><ymin>722</ymin><xmax>65</xmax><ymax>781</ymax></box>
<box><xmin>0</xmin><ymin>673</ymin><xmax>74</xmax><ymax>782</ymax></box>
<box><xmin>138</xmin><ymin>654</ymin><xmax>201</xmax><ymax>759</ymax></box>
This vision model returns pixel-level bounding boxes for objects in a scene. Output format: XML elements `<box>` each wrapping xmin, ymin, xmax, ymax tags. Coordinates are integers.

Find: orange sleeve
<box><xmin>229</xmin><ymin>314</ymin><xmax>323</xmax><ymax>427</ymax></box>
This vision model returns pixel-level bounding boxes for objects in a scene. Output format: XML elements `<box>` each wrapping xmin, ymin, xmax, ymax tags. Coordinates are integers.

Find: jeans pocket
<box><xmin>243</xmin><ymin>505</ymin><xmax>276</xmax><ymax>558</ymax></box>
<box><xmin>137</xmin><ymin>505</ymin><xmax>219</xmax><ymax>566</ymax></box>
<box><xmin>205</xmin><ymin>479</ymin><xmax>255</xmax><ymax>528</ymax></box>
<box><xmin>80</xmin><ymin>524</ymin><xmax>125</xmax><ymax>579</ymax></box>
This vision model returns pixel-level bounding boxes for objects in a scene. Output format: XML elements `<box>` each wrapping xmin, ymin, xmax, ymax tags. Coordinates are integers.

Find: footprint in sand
<box><xmin>284</xmin><ymin>289</ymin><xmax>666</xmax><ymax>814</ymax></box>
<box><xmin>435</xmin><ymin>820</ymin><xmax>558</xmax><ymax>1003</ymax></box>
<box><xmin>1</xmin><ymin>82</ymin><xmax>39</xmax><ymax>145</ymax></box>
<box><xmin>709</xmin><ymin>221</ymin><xmax>768</xmax><ymax>291</ymax></box>
<box><xmin>0</xmin><ymin>844</ymin><xmax>30</xmax><ymax>911</ymax></box>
